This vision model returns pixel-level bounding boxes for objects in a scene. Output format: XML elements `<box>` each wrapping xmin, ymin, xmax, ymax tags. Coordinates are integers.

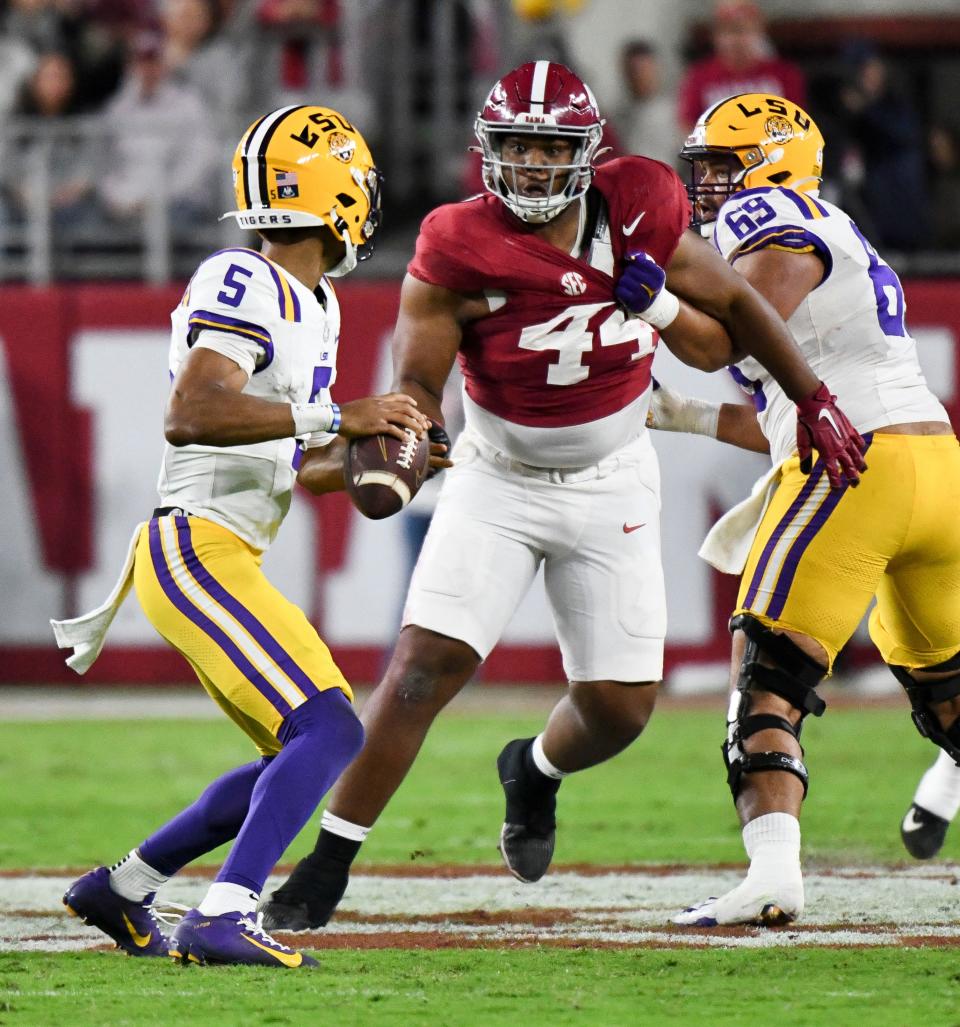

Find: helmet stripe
<box><xmin>530</xmin><ymin>60</ymin><xmax>550</xmax><ymax>114</ymax></box>
<box><xmin>239</xmin><ymin>111</ymin><xmax>272</xmax><ymax>210</ymax></box>
<box><xmin>242</xmin><ymin>105</ymin><xmax>304</xmax><ymax>209</ymax></box>
<box><xmin>255</xmin><ymin>105</ymin><xmax>310</xmax><ymax>209</ymax></box>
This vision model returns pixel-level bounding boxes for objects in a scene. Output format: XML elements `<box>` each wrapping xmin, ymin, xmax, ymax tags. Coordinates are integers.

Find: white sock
<box><xmin>198</xmin><ymin>881</ymin><xmax>259</xmax><ymax>917</ymax></box>
<box><xmin>913</xmin><ymin>748</ymin><xmax>960</xmax><ymax>821</ymax></box>
<box><xmin>321</xmin><ymin>809</ymin><xmax>371</xmax><ymax>842</ymax></box>
<box><xmin>743</xmin><ymin>813</ymin><xmax>802</xmax><ymax>878</ymax></box>
<box><xmin>531</xmin><ymin>734</ymin><xmax>567</xmax><ymax>779</ymax></box>
<box><xmin>108</xmin><ymin>849</ymin><xmax>169</xmax><ymax>902</ymax></box>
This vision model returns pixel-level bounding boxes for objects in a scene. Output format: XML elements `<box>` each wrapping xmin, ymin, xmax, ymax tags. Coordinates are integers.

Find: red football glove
<box><xmin>795</xmin><ymin>382</ymin><xmax>867</xmax><ymax>488</ymax></box>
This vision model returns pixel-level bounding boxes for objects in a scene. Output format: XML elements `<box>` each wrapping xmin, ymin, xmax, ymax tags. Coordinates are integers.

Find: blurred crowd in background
<box><xmin>0</xmin><ymin>0</ymin><xmax>958</xmax><ymax>280</ymax></box>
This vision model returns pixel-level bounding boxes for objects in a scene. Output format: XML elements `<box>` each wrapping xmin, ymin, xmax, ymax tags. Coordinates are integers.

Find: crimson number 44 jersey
<box><xmin>408</xmin><ymin>156</ymin><xmax>690</xmax><ymax>467</ymax></box>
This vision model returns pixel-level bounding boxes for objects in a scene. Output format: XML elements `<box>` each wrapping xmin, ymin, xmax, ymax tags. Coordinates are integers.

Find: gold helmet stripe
<box><xmin>241</xmin><ymin>105</ymin><xmax>306</xmax><ymax>211</ymax></box>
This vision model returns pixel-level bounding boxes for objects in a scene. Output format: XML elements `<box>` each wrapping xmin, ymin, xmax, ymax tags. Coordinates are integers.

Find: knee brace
<box><xmin>723</xmin><ymin>614</ymin><xmax>828</xmax><ymax>801</ymax></box>
<box><xmin>889</xmin><ymin>649</ymin><xmax>960</xmax><ymax>764</ymax></box>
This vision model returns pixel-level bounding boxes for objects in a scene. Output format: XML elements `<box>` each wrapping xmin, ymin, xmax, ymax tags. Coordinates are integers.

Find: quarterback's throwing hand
<box><xmin>795</xmin><ymin>382</ymin><xmax>866</xmax><ymax>488</ymax></box>
<box><xmin>614</xmin><ymin>251</ymin><xmax>680</xmax><ymax>331</ymax></box>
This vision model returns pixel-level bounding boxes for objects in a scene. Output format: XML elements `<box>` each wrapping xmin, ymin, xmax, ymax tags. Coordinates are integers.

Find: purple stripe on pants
<box><xmin>762</xmin><ymin>434</ymin><xmax>872</xmax><ymax>620</ymax></box>
<box><xmin>744</xmin><ymin>462</ymin><xmax>826</xmax><ymax>608</ymax></box>
<box><xmin>173</xmin><ymin>517</ymin><xmax>320</xmax><ymax>702</ymax></box>
<box><xmin>148</xmin><ymin>520</ymin><xmax>291</xmax><ymax>716</ymax></box>
<box><xmin>763</xmin><ymin>485</ymin><xmax>848</xmax><ymax>620</ymax></box>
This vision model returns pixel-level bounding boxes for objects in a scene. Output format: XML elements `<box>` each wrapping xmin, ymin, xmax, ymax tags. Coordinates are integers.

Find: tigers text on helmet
<box><xmin>222</xmin><ymin>105</ymin><xmax>383</xmax><ymax>276</ymax></box>
<box><xmin>680</xmin><ymin>93</ymin><xmax>824</xmax><ymax>226</ymax></box>
<box><xmin>474</xmin><ymin>61</ymin><xmax>604</xmax><ymax>224</ymax></box>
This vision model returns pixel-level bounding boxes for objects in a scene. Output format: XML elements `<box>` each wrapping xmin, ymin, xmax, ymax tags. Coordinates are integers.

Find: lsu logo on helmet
<box><xmin>680</xmin><ymin>93</ymin><xmax>824</xmax><ymax>226</ymax></box>
<box><xmin>222</xmin><ymin>105</ymin><xmax>383</xmax><ymax>274</ymax></box>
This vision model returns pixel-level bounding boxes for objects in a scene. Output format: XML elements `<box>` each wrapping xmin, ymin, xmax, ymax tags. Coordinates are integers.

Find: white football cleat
<box><xmin>673</xmin><ymin>873</ymin><xmax>804</xmax><ymax>927</ymax></box>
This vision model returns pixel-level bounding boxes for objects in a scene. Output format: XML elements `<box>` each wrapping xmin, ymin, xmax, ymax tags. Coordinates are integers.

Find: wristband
<box><xmin>290</xmin><ymin>402</ymin><xmax>341</xmax><ymax>435</ymax></box>
<box><xmin>636</xmin><ymin>287</ymin><xmax>680</xmax><ymax>331</ymax></box>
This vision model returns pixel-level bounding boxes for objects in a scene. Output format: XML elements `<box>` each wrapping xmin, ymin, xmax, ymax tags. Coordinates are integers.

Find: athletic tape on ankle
<box><xmin>320</xmin><ymin>810</ymin><xmax>371</xmax><ymax>842</ymax></box>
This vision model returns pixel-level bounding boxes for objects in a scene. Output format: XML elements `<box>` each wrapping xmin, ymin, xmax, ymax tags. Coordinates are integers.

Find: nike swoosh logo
<box><xmin>622</xmin><ymin>211</ymin><xmax>646</xmax><ymax>236</ymax></box>
<box><xmin>121</xmin><ymin>911</ymin><xmax>153</xmax><ymax>948</ymax></box>
<box><xmin>623</xmin><ymin>523</ymin><xmax>646</xmax><ymax>534</ymax></box>
<box><xmin>817</xmin><ymin>409</ymin><xmax>840</xmax><ymax>436</ymax></box>
<box><xmin>241</xmin><ymin>933</ymin><xmax>303</xmax><ymax>967</ymax></box>
<box><xmin>902</xmin><ymin>809</ymin><xmax>925</xmax><ymax>832</ymax></box>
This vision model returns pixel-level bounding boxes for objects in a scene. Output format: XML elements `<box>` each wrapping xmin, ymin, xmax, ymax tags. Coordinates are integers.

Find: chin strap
<box><xmin>326</xmin><ymin>209</ymin><xmax>358</xmax><ymax>278</ymax></box>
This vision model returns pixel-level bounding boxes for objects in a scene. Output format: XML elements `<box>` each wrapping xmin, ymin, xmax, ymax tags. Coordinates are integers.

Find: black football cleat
<box><xmin>497</xmin><ymin>737</ymin><xmax>560</xmax><ymax>884</ymax></box>
<box><xmin>901</xmin><ymin>803</ymin><xmax>950</xmax><ymax>860</ymax></box>
<box><xmin>260</xmin><ymin>852</ymin><xmax>350</xmax><ymax>931</ymax></box>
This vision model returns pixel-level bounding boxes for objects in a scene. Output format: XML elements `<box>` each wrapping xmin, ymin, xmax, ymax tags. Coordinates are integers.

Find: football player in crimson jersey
<box><xmin>645</xmin><ymin>94</ymin><xmax>960</xmax><ymax>926</ymax></box>
<box><xmin>262</xmin><ymin>62</ymin><xmax>864</xmax><ymax>931</ymax></box>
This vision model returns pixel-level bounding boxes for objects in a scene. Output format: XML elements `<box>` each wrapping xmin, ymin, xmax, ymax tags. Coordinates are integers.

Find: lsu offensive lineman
<box><xmin>54</xmin><ymin>106</ymin><xmax>431</xmax><ymax>968</ymax></box>
<box><xmin>647</xmin><ymin>94</ymin><xmax>960</xmax><ymax>926</ymax></box>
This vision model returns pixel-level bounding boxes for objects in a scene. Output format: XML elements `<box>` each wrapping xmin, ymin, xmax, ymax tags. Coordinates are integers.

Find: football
<box><xmin>344</xmin><ymin>428</ymin><xmax>430</xmax><ymax>519</ymax></box>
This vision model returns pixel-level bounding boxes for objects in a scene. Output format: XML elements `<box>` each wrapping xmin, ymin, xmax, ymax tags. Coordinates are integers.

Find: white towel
<box><xmin>49</xmin><ymin>522</ymin><xmax>145</xmax><ymax>674</ymax></box>
<box><xmin>698</xmin><ymin>463</ymin><xmax>784</xmax><ymax>575</ymax></box>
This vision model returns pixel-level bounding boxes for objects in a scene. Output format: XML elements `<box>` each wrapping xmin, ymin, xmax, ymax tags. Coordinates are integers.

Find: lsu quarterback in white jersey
<box><xmin>164</xmin><ymin>246</ymin><xmax>343</xmax><ymax>550</ymax></box>
<box><xmin>649</xmin><ymin>94</ymin><xmax>960</xmax><ymax>928</ymax></box>
<box><xmin>53</xmin><ymin>105</ymin><xmax>432</xmax><ymax>970</ymax></box>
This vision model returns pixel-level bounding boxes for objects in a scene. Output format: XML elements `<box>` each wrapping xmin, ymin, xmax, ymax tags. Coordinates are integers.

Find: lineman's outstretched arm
<box><xmin>662</xmin><ymin>231</ymin><xmax>821</xmax><ymax>401</ymax></box>
<box><xmin>618</xmin><ymin>234</ymin><xmax>865</xmax><ymax>486</ymax></box>
<box><xmin>648</xmin><ymin>380</ymin><xmax>770</xmax><ymax>454</ymax></box>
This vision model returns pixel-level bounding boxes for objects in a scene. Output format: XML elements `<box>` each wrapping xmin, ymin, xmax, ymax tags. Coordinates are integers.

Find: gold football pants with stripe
<box><xmin>133</xmin><ymin>514</ymin><xmax>352</xmax><ymax>755</ymax></box>
<box><xmin>736</xmin><ymin>433</ymin><xmax>960</xmax><ymax>672</ymax></box>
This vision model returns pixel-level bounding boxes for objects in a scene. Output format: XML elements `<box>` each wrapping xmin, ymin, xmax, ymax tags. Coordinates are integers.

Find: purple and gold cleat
<box><xmin>170</xmin><ymin>909</ymin><xmax>318</xmax><ymax>968</ymax></box>
<box><xmin>63</xmin><ymin>866</ymin><xmax>172</xmax><ymax>957</ymax></box>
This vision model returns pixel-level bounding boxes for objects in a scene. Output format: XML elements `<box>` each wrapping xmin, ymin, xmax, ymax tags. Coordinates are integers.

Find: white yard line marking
<box><xmin>5</xmin><ymin>867</ymin><xmax>959</xmax><ymax>952</ymax></box>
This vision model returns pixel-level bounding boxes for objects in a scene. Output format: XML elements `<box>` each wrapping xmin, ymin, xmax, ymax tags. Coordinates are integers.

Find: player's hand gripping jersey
<box><xmin>712</xmin><ymin>187</ymin><xmax>948</xmax><ymax>463</ymax></box>
<box><xmin>164</xmin><ymin>247</ymin><xmax>341</xmax><ymax>550</ymax></box>
<box><xmin>408</xmin><ymin>157</ymin><xmax>690</xmax><ymax>467</ymax></box>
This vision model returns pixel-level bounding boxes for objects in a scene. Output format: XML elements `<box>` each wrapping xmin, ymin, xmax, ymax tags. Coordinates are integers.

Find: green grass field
<box><xmin>3</xmin><ymin>695</ymin><xmax>959</xmax><ymax>1026</ymax></box>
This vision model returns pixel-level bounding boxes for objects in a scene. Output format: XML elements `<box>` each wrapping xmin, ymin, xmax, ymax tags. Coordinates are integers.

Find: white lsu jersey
<box><xmin>712</xmin><ymin>187</ymin><xmax>949</xmax><ymax>464</ymax></box>
<box><xmin>161</xmin><ymin>246</ymin><xmax>340</xmax><ymax>550</ymax></box>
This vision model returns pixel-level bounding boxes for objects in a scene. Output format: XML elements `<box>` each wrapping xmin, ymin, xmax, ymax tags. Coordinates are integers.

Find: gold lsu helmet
<box><xmin>680</xmin><ymin>93</ymin><xmax>824</xmax><ymax>224</ymax></box>
<box><xmin>222</xmin><ymin>105</ymin><xmax>383</xmax><ymax>274</ymax></box>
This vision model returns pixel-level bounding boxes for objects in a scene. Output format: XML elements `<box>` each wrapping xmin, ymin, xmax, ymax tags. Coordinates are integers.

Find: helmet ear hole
<box><xmin>767</xmin><ymin>171</ymin><xmax>791</xmax><ymax>184</ymax></box>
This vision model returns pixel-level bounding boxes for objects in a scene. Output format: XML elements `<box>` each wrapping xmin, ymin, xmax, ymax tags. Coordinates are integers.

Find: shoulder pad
<box><xmin>714</xmin><ymin>188</ymin><xmax>830</xmax><ymax>263</ymax></box>
<box><xmin>186</xmin><ymin>248</ymin><xmax>303</xmax><ymax>324</ymax></box>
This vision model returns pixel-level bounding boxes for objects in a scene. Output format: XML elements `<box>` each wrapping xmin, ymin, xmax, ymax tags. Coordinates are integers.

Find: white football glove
<box><xmin>647</xmin><ymin>379</ymin><xmax>720</xmax><ymax>438</ymax></box>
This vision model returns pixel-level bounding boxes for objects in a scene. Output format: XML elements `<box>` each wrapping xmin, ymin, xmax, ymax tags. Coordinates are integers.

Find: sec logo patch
<box><xmin>560</xmin><ymin>272</ymin><xmax>587</xmax><ymax>296</ymax></box>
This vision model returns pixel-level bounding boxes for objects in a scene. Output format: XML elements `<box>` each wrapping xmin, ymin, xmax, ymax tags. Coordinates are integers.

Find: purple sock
<box><xmin>139</xmin><ymin>757</ymin><xmax>271</xmax><ymax>877</ymax></box>
<box><xmin>217</xmin><ymin>688</ymin><xmax>364</xmax><ymax>893</ymax></box>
